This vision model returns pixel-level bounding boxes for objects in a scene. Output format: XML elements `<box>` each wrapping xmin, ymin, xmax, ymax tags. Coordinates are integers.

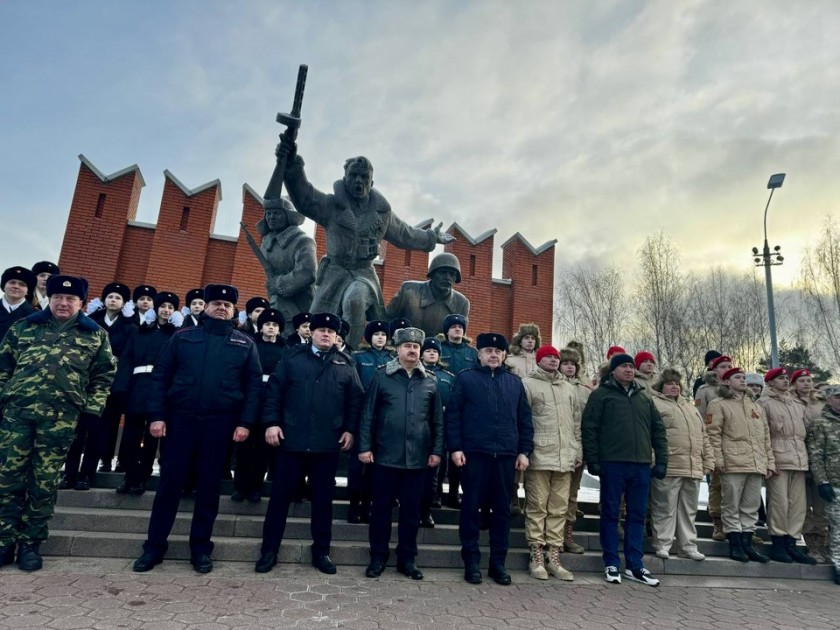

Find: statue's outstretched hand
<box><xmin>432</xmin><ymin>222</ymin><xmax>455</xmax><ymax>245</ymax></box>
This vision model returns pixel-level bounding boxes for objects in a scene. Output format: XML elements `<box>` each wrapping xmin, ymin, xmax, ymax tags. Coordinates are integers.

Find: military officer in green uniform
<box><xmin>0</xmin><ymin>275</ymin><xmax>116</xmax><ymax>571</ymax></box>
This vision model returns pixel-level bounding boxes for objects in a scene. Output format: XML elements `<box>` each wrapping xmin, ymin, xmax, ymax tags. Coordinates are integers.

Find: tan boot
<box><xmin>529</xmin><ymin>544</ymin><xmax>548</xmax><ymax>580</ymax></box>
<box><xmin>563</xmin><ymin>522</ymin><xmax>584</xmax><ymax>554</ymax></box>
<box><xmin>712</xmin><ymin>516</ymin><xmax>725</xmax><ymax>542</ymax></box>
<box><xmin>545</xmin><ymin>545</ymin><xmax>574</xmax><ymax>581</ymax></box>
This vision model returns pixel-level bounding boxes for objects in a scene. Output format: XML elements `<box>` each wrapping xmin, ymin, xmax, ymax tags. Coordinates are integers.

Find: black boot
<box><xmin>741</xmin><ymin>532</ymin><xmax>769</xmax><ymax>563</ymax></box>
<box><xmin>727</xmin><ymin>532</ymin><xmax>749</xmax><ymax>562</ymax></box>
<box><xmin>17</xmin><ymin>542</ymin><xmax>43</xmax><ymax>571</ymax></box>
<box><xmin>785</xmin><ymin>536</ymin><xmax>817</xmax><ymax>565</ymax></box>
<box><xmin>768</xmin><ymin>536</ymin><xmax>793</xmax><ymax>563</ymax></box>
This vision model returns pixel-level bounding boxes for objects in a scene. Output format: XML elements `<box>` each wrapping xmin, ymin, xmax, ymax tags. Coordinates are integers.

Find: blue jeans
<box><xmin>599</xmin><ymin>462</ymin><xmax>650</xmax><ymax>571</ymax></box>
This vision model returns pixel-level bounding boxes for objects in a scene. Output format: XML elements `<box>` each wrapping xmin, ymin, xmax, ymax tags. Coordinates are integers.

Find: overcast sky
<box><xmin>2</xmin><ymin>0</ymin><xmax>839</xmax><ymax>288</ymax></box>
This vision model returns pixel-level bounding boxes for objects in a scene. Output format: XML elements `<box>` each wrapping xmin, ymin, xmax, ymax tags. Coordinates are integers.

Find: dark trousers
<box><xmin>599</xmin><ymin>461</ymin><xmax>650</xmax><ymax>571</ymax></box>
<box><xmin>98</xmin><ymin>392</ymin><xmax>126</xmax><ymax>468</ymax></box>
<box><xmin>121</xmin><ymin>413</ymin><xmax>158</xmax><ymax>487</ymax></box>
<box><xmin>143</xmin><ymin>414</ymin><xmax>233</xmax><ymax>557</ymax></box>
<box><xmin>346</xmin><ymin>445</ymin><xmax>371</xmax><ymax>502</ymax></box>
<box><xmin>369</xmin><ymin>464</ymin><xmax>425</xmax><ymax>562</ymax></box>
<box><xmin>420</xmin><ymin>466</ymin><xmax>439</xmax><ymax>517</ymax></box>
<box><xmin>261</xmin><ymin>451</ymin><xmax>339</xmax><ymax>557</ymax></box>
<box><xmin>459</xmin><ymin>452</ymin><xmax>515</xmax><ymax>566</ymax></box>
<box><xmin>63</xmin><ymin>413</ymin><xmax>99</xmax><ymax>481</ymax></box>
<box><xmin>233</xmin><ymin>429</ymin><xmax>269</xmax><ymax>495</ymax></box>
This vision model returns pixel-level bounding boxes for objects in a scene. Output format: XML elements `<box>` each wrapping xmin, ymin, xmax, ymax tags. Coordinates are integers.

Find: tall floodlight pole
<box><xmin>752</xmin><ymin>173</ymin><xmax>786</xmax><ymax>368</ymax></box>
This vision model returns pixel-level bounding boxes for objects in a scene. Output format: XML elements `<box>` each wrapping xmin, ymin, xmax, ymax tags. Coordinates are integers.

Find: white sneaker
<box><xmin>604</xmin><ymin>565</ymin><xmax>621</xmax><ymax>584</ymax></box>
<box><xmin>625</xmin><ymin>567</ymin><xmax>660</xmax><ymax>587</ymax></box>
<box><xmin>655</xmin><ymin>548</ymin><xmax>670</xmax><ymax>559</ymax></box>
<box><xmin>679</xmin><ymin>549</ymin><xmax>706</xmax><ymax>561</ymax></box>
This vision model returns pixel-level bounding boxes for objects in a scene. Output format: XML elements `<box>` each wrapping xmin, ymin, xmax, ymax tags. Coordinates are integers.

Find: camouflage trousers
<box><xmin>0</xmin><ymin>409</ymin><xmax>77</xmax><ymax>546</ymax></box>
<box><xmin>826</xmin><ymin>499</ymin><xmax>840</xmax><ymax>571</ymax></box>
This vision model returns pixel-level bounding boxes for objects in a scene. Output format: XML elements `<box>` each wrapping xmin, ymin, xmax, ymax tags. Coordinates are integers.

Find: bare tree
<box><xmin>800</xmin><ymin>215</ymin><xmax>840</xmax><ymax>370</ymax></box>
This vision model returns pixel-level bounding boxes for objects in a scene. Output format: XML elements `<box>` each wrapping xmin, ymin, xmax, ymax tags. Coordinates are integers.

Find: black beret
<box><xmin>245</xmin><ymin>296</ymin><xmax>270</xmax><ymax>315</ymax></box>
<box><xmin>185</xmin><ymin>288</ymin><xmax>204</xmax><ymax>304</ymax></box>
<box><xmin>476</xmin><ymin>332</ymin><xmax>509</xmax><ymax>352</ymax></box>
<box><xmin>363</xmin><ymin>320</ymin><xmax>389</xmax><ymax>344</ymax></box>
<box><xmin>257</xmin><ymin>308</ymin><xmax>284</xmax><ymax>329</ymax></box>
<box><xmin>339</xmin><ymin>318</ymin><xmax>351</xmax><ymax>339</ymax></box>
<box><xmin>154</xmin><ymin>291</ymin><xmax>180</xmax><ymax>310</ymax></box>
<box><xmin>311</xmin><ymin>312</ymin><xmax>340</xmax><ymax>332</ymax></box>
<box><xmin>101</xmin><ymin>282</ymin><xmax>130</xmax><ymax>303</ymax></box>
<box><xmin>422</xmin><ymin>337</ymin><xmax>441</xmax><ymax>354</ymax></box>
<box><xmin>292</xmin><ymin>312</ymin><xmax>312</xmax><ymax>329</ymax></box>
<box><xmin>389</xmin><ymin>318</ymin><xmax>412</xmax><ymax>338</ymax></box>
<box><xmin>204</xmin><ymin>284</ymin><xmax>238</xmax><ymax>304</ymax></box>
<box><xmin>46</xmin><ymin>275</ymin><xmax>89</xmax><ymax>300</ymax></box>
<box><xmin>2</xmin><ymin>266</ymin><xmax>37</xmax><ymax>291</ymax></box>
<box><xmin>132</xmin><ymin>285</ymin><xmax>157</xmax><ymax>302</ymax></box>
<box><xmin>442</xmin><ymin>314</ymin><xmax>467</xmax><ymax>334</ymax></box>
<box><xmin>31</xmin><ymin>261</ymin><xmax>59</xmax><ymax>276</ymax></box>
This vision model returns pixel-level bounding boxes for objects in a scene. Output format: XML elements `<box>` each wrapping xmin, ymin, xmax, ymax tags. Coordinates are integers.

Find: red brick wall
<box><xmin>443</xmin><ymin>225</ymin><xmax>496</xmax><ymax>339</ymax></box>
<box><xmin>114</xmin><ymin>225</ymin><xmax>154</xmax><ymax>289</ymax></box>
<box><xmin>502</xmin><ymin>235</ymin><xmax>556</xmax><ymax>346</ymax></box>
<box><xmin>229</xmin><ymin>186</ymin><xmax>271</xmax><ymax>301</ymax></box>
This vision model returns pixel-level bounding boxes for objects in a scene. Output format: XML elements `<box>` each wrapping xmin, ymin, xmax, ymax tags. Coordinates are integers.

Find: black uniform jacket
<box><xmin>90</xmin><ymin>309</ymin><xmax>137</xmax><ymax>359</ymax></box>
<box><xmin>112</xmin><ymin>321</ymin><xmax>177</xmax><ymax>415</ymax></box>
<box><xmin>0</xmin><ymin>300</ymin><xmax>36</xmax><ymax>343</ymax></box>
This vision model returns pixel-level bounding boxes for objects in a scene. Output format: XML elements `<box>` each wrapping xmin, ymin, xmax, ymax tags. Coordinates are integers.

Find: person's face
<box><xmin>661</xmin><ymin>381</ymin><xmax>681</xmax><ymax>399</ymax></box>
<box><xmin>398</xmin><ymin>342</ymin><xmax>421</xmax><ymax>366</ymax></box>
<box><xmin>429</xmin><ymin>268</ymin><xmax>457</xmax><ymax>296</ymax></box>
<box><xmin>769</xmin><ymin>374</ymin><xmax>789</xmax><ymax>393</ymax></box>
<box><xmin>612</xmin><ymin>362</ymin><xmax>636</xmax><ymax>385</ymax></box>
<box><xmin>336</xmin><ymin>334</ymin><xmax>345</xmax><ymax>347</ymax></box>
<box><xmin>264</xmin><ymin>207</ymin><xmax>289</xmax><ymax>232</ymax></box>
<box><xmin>261</xmin><ymin>321</ymin><xmax>279</xmax><ymax>340</ymax></box>
<box><xmin>827</xmin><ymin>395</ymin><xmax>840</xmax><ymax>414</ymax></box>
<box><xmin>478</xmin><ymin>347</ymin><xmax>505</xmax><ymax>369</ymax></box>
<box><xmin>104</xmin><ymin>292</ymin><xmax>124</xmax><ymax>313</ymax></box>
<box><xmin>49</xmin><ymin>293</ymin><xmax>82</xmax><ymax>321</ymax></box>
<box><xmin>136</xmin><ymin>295</ymin><xmax>154</xmax><ymax>312</ymax></box>
<box><xmin>311</xmin><ymin>327</ymin><xmax>336</xmax><ymax>351</ymax></box>
<box><xmin>297</xmin><ymin>321</ymin><xmax>311</xmax><ymax>338</ymax></box>
<box><xmin>446</xmin><ymin>324</ymin><xmax>464</xmax><ymax>344</ymax></box>
<box><xmin>250</xmin><ymin>307</ymin><xmax>265</xmax><ymax>324</ymax></box>
<box><xmin>205</xmin><ymin>300</ymin><xmax>235</xmax><ymax>320</ymax></box>
<box><xmin>343</xmin><ymin>164</ymin><xmax>372</xmax><ymax>200</ymax></box>
<box><xmin>538</xmin><ymin>354</ymin><xmax>559</xmax><ymax>373</ymax></box>
<box><xmin>521</xmin><ymin>335</ymin><xmax>536</xmax><ymax>352</ymax></box>
<box><xmin>157</xmin><ymin>302</ymin><xmax>174</xmax><ymax>324</ymax></box>
<box><xmin>190</xmin><ymin>298</ymin><xmax>205</xmax><ymax>315</ymax></box>
<box><xmin>713</xmin><ymin>361</ymin><xmax>733</xmax><ymax>380</ymax></box>
<box><xmin>795</xmin><ymin>376</ymin><xmax>813</xmax><ymax>395</ymax></box>
<box><xmin>370</xmin><ymin>331</ymin><xmax>387</xmax><ymax>350</ymax></box>
<box><xmin>3</xmin><ymin>279</ymin><xmax>28</xmax><ymax>304</ymax></box>
<box><xmin>747</xmin><ymin>383</ymin><xmax>764</xmax><ymax>397</ymax></box>
<box><xmin>639</xmin><ymin>359</ymin><xmax>656</xmax><ymax>376</ymax></box>
<box><xmin>422</xmin><ymin>348</ymin><xmax>439</xmax><ymax>365</ymax></box>
<box><xmin>36</xmin><ymin>272</ymin><xmax>51</xmax><ymax>292</ymax></box>
<box><xmin>726</xmin><ymin>372</ymin><xmax>748</xmax><ymax>393</ymax></box>
<box><xmin>559</xmin><ymin>360</ymin><xmax>577</xmax><ymax>378</ymax></box>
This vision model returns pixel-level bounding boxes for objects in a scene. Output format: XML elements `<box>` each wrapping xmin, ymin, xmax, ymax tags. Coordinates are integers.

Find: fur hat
<box><xmin>823</xmin><ymin>384</ymin><xmax>840</xmax><ymax>398</ymax></box>
<box><xmin>704</xmin><ymin>350</ymin><xmax>722</xmax><ymax>365</ymax></box>
<box><xmin>422</xmin><ymin>337</ymin><xmax>441</xmax><ymax>354</ymax></box>
<box><xmin>394</xmin><ymin>327</ymin><xmax>425</xmax><ymax>346</ymax></box>
<box><xmin>46</xmin><ymin>275</ymin><xmax>88</xmax><ymax>300</ymax></box>
<box><xmin>2</xmin><ymin>266</ymin><xmax>36</xmax><ymax>292</ymax></box>
<box><xmin>442</xmin><ymin>314</ymin><xmax>466</xmax><ymax>334</ymax></box>
<box><xmin>186</xmin><ymin>288</ymin><xmax>204</xmax><ymax>305</ymax></box>
<box><xmin>311</xmin><ymin>312</ymin><xmax>340</xmax><ymax>332</ymax></box>
<box><xmin>364</xmin><ymin>320</ymin><xmax>389</xmax><ymax>344</ymax></box>
<box><xmin>245</xmin><ymin>296</ymin><xmax>269</xmax><ymax>315</ymax></box>
<box><xmin>745</xmin><ymin>372</ymin><xmax>764</xmax><ymax>387</ymax></box>
<box><xmin>559</xmin><ymin>347</ymin><xmax>581</xmax><ymax>376</ymax></box>
<box><xmin>653</xmin><ymin>368</ymin><xmax>683</xmax><ymax>392</ymax></box>
<box><xmin>292</xmin><ymin>312</ymin><xmax>312</xmax><ymax>329</ymax></box>
<box><xmin>31</xmin><ymin>261</ymin><xmax>59</xmax><ymax>276</ymax></box>
<box><xmin>101</xmin><ymin>282</ymin><xmax>130</xmax><ymax>303</ymax></box>
<box><xmin>477</xmin><ymin>333</ymin><xmax>509</xmax><ymax>352</ymax></box>
<box><xmin>154</xmin><ymin>291</ymin><xmax>180</xmax><ymax>311</ymax></box>
<box><xmin>339</xmin><ymin>318</ymin><xmax>351</xmax><ymax>340</ymax></box>
<box><xmin>204</xmin><ymin>284</ymin><xmax>238</xmax><ymax>304</ymax></box>
<box><xmin>389</xmin><ymin>318</ymin><xmax>411</xmax><ymax>338</ymax></box>
<box><xmin>509</xmin><ymin>323</ymin><xmax>541</xmax><ymax>356</ymax></box>
<box><xmin>566</xmin><ymin>340</ymin><xmax>586</xmax><ymax>370</ymax></box>
<box><xmin>132</xmin><ymin>285</ymin><xmax>157</xmax><ymax>302</ymax></box>
<box><xmin>257</xmin><ymin>308</ymin><xmax>284</xmax><ymax>329</ymax></box>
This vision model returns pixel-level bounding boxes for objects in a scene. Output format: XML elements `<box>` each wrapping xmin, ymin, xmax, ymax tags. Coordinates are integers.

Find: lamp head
<box><xmin>767</xmin><ymin>173</ymin><xmax>785</xmax><ymax>189</ymax></box>
<box><xmin>752</xmin><ymin>247</ymin><xmax>759</xmax><ymax>255</ymax></box>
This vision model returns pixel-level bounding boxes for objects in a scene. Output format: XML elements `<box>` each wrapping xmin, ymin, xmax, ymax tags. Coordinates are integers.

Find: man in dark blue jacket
<box><xmin>255</xmin><ymin>313</ymin><xmax>364</xmax><ymax>575</ymax></box>
<box><xmin>445</xmin><ymin>333</ymin><xmax>534</xmax><ymax>585</ymax></box>
<box><xmin>132</xmin><ymin>284</ymin><xmax>262</xmax><ymax>575</ymax></box>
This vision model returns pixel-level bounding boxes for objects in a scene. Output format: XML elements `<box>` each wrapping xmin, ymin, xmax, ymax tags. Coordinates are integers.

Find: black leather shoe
<box><xmin>129</xmin><ymin>484</ymin><xmax>146</xmax><ymax>496</ymax></box>
<box><xmin>116</xmin><ymin>481</ymin><xmax>131</xmax><ymax>494</ymax></box>
<box><xmin>312</xmin><ymin>555</ymin><xmax>337</xmax><ymax>575</ymax></box>
<box><xmin>0</xmin><ymin>544</ymin><xmax>16</xmax><ymax>567</ymax></box>
<box><xmin>74</xmin><ymin>478</ymin><xmax>90</xmax><ymax>491</ymax></box>
<box><xmin>133</xmin><ymin>552</ymin><xmax>162</xmax><ymax>572</ymax></box>
<box><xmin>17</xmin><ymin>543</ymin><xmax>43</xmax><ymax>572</ymax></box>
<box><xmin>397</xmin><ymin>561</ymin><xmax>424</xmax><ymax>580</ymax></box>
<box><xmin>488</xmin><ymin>564</ymin><xmax>512</xmax><ymax>585</ymax></box>
<box><xmin>365</xmin><ymin>559</ymin><xmax>386</xmax><ymax>578</ymax></box>
<box><xmin>255</xmin><ymin>551</ymin><xmax>278</xmax><ymax>573</ymax></box>
<box><xmin>246</xmin><ymin>492</ymin><xmax>261</xmax><ymax>504</ymax></box>
<box><xmin>230</xmin><ymin>490</ymin><xmax>246</xmax><ymax>503</ymax></box>
<box><xmin>419</xmin><ymin>513</ymin><xmax>435</xmax><ymax>528</ymax></box>
<box><xmin>464</xmin><ymin>563</ymin><xmax>482</xmax><ymax>584</ymax></box>
<box><xmin>191</xmin><ymin>553</ymin><xmax>213</xmax><ymax>574</ymax></box>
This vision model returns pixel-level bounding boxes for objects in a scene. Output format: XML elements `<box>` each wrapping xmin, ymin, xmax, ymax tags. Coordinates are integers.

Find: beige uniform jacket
<box><xmin>522</xmin><ymin>367</ymin><xmax>581</xmax><ymax>471</ymax></box>
<box><xmin>757</xmin><ymin>389</ymin><xmax>809</xmax><ymax>472</ymax></box>
<box><xmin>652</xmin><ymin>390</ymin><xmax>714</xmax><ymax>479</ymax></box>
<box><xmin>707</xmin><ymin>389</ymin><xmax>776</xmax><ymax>474</ymax></box>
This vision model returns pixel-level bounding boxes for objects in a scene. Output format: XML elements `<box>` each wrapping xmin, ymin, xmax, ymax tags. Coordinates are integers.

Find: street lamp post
<box><xmin>752</xmin><ymin>173</ymin><xmax>786</xmax><ymax>368</ymax></box>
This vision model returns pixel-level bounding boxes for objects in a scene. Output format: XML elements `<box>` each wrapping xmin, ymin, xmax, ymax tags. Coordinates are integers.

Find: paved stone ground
<box><xmin>0</xmin><ymin>558</ymin><xmax>837</xmax><ymax>630</ymax></box>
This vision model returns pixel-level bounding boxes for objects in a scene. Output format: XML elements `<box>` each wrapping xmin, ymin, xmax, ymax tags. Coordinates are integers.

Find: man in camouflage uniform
<box><xmin>0</xmin><ymin>275</ymin><xmax>115</xmax><ymax>571</ymax></box>
<box><xmin>805</xmin><ymin>384</ymin><xmax>840</xmax><ymax>585</ymax></box>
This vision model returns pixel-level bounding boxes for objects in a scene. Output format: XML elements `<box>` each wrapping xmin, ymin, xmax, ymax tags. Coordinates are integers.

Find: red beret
<box><xmin>790</xmin><ymin>369</ymin><xmax>811</xmax><ymax>383</ymax></box>
<box><xmin>764</xmin><ymin>367</ymin><xmax>788</xmax><ymax>383</ymax></box>
<box><xmin>634</xmin><ymin>351</ymin><xmax>656</xmax><ymax>370</ymax></box>
<box><xmin>606</xmin><ymin>345</ymin><xmax>626</xmax><ymax>359</ymax></box>
<box><xmin>722</xmin><ymin>367</ymin><xmax>745</xmax><ymax>382</ymax></box>
<box><xmin>711</xmin><ymin>355</ymin><xmax>733</xmax><ymax>369</ymax></box>
<box><xmin>536</xmin><ymin>345</ymin><xmax>560</xmax><ymax>364</ymax></box>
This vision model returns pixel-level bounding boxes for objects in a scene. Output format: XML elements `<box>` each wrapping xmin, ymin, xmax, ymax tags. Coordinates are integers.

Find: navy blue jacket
<box><xmin>445</xmin><ymin>364</ymin><xmax>534</xmax><ymax>457</ymax></box>
<box><xmin>439</xmin><ymin>340</ymin><xmax>478</xmax><ymax>376</ymax></box>
<box><xmin>352</xmin><ymin>346</ymin><xmax>392</xmax><ymax>390</ymax></box>
<box><xmin>146</xmin><ymin>317</ymin><xmax>262</xmax><ymax>426</ymax></box>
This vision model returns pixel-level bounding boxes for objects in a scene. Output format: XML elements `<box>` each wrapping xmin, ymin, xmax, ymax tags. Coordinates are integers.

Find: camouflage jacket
<box><xmin>0</xmin><ymin>309</ymin><xmax>116</xmax><ymax>419</ymax></box>
<box><xmin>806</xmin><ymin>405</ymin><xmax>840</xmax><ymax>487</ymax></box>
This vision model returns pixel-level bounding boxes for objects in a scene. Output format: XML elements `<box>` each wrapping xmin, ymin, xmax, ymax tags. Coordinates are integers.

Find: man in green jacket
<box><xmin>582</xmin><ymin>353</ymin><xmax>667</xmax><ymax>587</ymax></box>
<box><xmin>0</xmin><ymin>275</ymin><xmax>116</xmax><ymax>571</ymax></box>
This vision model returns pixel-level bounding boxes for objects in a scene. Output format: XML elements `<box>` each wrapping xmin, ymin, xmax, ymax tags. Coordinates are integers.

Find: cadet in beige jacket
<box><xmin>707</xmin><ymin>367</ymin><xmax>776</xmax><ymax>563</ymax></box>
<box><xmin>521</xmin><ymin>345</ymin><xmax>580</xmax><ymax>582</ymax></box>
<box><xmin>757</xmin><ymin>368</ymin><xmax>817</xmax><ymax>564</ymax></box>
<box><xmin>649</xmin><ymin>369</ymin><xmax>714</xmax><ymax>561</ymax></box>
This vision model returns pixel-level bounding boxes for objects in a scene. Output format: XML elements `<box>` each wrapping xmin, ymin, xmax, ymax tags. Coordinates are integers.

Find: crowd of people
<box><xmin>0</xmin><ymin>262</ymin><xmax>837</xmax><ymax>589</ymax></box>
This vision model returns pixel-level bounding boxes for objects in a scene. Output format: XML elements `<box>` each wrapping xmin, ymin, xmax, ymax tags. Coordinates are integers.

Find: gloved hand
<box><xmin>237</xmin><ymin>311</ymin><xmax>248</xmax><ymax>326</ymax></box>
<box><xmin>180</xmin><ymin>306</ymin><xmax>191</xmax><ymax>317</ymax></box>
<box><xmin>651</xmin><ymin>463</ymin><xmax>667</xmax><ymax>480</ymax></box>
<box><xmin>85</xmin><ymin>297</ymin><xmax>103</xmax><ymax>314</ymax></box>
<box><xmin>122</xmin><ymin>300</ymin><xmax>135</xmax><ymax>317</ymax></box>
<box><xmin>587</xmin><ymin>462</ymin><xmax>601</xmax><ymax>477</ymax></box>
<box><xmin>143</xmin><ymin>309</ymin><xmax>156</xmax><ymax>325</ymax></box>
<box><xmin>818</xmin><ymin>483</ymin><xmax>835</xmax><ymax>503</ymax></box>
<box><xmin>169</xmin><ymin>311</ymin><xmax>184</xmax><ymax>327</ymax></box>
